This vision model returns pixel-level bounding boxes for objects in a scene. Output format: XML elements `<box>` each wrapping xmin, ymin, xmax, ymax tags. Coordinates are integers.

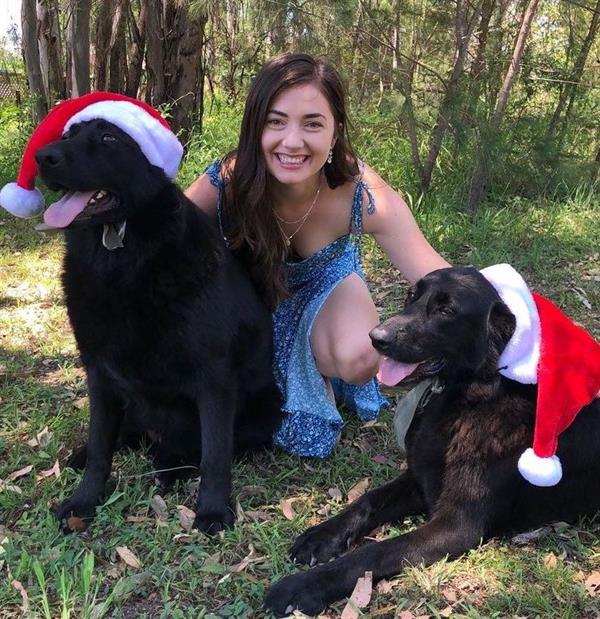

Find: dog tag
<box><xmin>393</xmin><ymin>379</ymin><xmax>433</xmax><ymax>456</ymax></box>
<box><xmin>102</xmin><ymin>221</ymin><xmax>126</xmax><ymax>250</ymax></box>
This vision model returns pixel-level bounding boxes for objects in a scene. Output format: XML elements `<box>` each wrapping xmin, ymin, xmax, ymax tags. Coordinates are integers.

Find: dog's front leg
<box><xmin>264</xmin><ymin>505</ymin><xmax>487</xmax><ymax>617</ymax></box>
<box><xmin>290</xmin><ymin>471</ymin><xmax>425</xmax><ymax>565</ymax></box>
<box><xmin>56</xmin><ymin>369</ymin><xmax>123</xmax><ymax>532</ymax></box>
<box><xmin>193</xmin><ymin>386</ymin><xmax>236</xmax><ymax>534</ymax></box>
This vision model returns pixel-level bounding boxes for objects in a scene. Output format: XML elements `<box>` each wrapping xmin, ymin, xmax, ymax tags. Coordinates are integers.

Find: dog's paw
<box><xmin>290</xmin><ymin>523</ymin><xmax>351</xmax><ymax>565</ymax></box>
<box><xmin>263</xmin><ymin>572</ymin><xmax>327</xmax><ymax>617</ymax></box>
<box><xmin>193</xmin><ymin>508</ymin><xmax>235</xmax><ymax>535</ymax></box>
<box><xmin>55</xmin><ymin>496</ymin><xmax>97</xmax><ymax>533</ymax></box>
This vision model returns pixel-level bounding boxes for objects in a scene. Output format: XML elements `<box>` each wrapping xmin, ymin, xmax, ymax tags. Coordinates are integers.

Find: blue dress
<box><xmin>205</xmin><ymin>160</ymin><xmax>387</xmax><ymax>458</ymax></box>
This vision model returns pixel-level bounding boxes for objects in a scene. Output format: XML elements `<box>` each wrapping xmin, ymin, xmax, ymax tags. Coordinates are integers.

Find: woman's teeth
<box><xmin>277</xmin><ymin>154</ymin><xmax>307</xmax><ymax>164</ymax></box>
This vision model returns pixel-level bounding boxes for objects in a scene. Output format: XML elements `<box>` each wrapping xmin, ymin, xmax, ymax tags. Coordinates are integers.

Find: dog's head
<box><xmin>371</xmin><ymin>267</ymin><xmax>516</xmax><ymax>386</ymax></box>
<box><xmin>35</xmin><ymin>119</ymin><xmax>171</xmax><ymax>228</ymax></box>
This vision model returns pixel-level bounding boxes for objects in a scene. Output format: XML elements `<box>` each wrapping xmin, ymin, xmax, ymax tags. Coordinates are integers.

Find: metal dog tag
<box><xmin>102</xmin><ymin>221</ymin><xmax>127</xmax><ymax>250</ymax></box>
<box><xmin>393</xmin><ymin>379</ymin><xmax>433</xmax><ymax>456</ymax></box>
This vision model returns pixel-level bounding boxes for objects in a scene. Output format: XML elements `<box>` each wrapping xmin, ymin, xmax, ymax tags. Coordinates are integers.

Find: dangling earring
<box><xmin>327</xmin><ymin>148</ymin><xmax>333</xmax><ymax>164</ymax></box>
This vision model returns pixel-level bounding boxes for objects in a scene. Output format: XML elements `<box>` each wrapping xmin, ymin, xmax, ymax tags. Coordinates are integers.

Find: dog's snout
<box><xmin>369</xmin><ymin>326</ymin><xmax>395</xmax><ymax>347</ymax></box>
<box><xmin>35</xmin><ymin>145</ymin><xmax>65</xmax><ymax>168</ymax></box>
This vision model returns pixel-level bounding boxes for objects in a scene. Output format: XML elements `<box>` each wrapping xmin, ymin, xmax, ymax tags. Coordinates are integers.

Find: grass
<box><xmin>1</xmin><ymin>105</ymin><xmax>600</xmax><ymax>618</ymax></box>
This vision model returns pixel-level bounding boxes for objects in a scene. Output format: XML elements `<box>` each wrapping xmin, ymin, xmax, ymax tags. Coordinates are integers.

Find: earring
<box><xmin>327</xmin><ymin>148</ymin><xmax>333</xmax><ymax>164</ymax></box>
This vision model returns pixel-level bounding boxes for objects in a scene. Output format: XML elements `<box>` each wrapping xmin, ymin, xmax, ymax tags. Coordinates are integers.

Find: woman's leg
<box><xmin>311</xmin><ymin>273</ymin><xmax>381</xmax><ymax>385</ymax></box>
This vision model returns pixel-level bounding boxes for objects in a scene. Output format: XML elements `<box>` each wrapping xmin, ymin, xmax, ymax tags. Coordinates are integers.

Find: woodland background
<box><xmin>5</xmin><ymin>0</ymin><xmax>600</xmax><ymax>212</ymax></box>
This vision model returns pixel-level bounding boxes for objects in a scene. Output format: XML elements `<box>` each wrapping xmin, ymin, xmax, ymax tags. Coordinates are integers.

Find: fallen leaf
<box><xmin>543</xmin><ymin>552</ymin><xmax>558</xmax><ymax>569</ymax></box>
<box><xmin>376</xmin><ymin>579</ymin><xmax>393</xmax><ymax>594</ymax></box>
<box><xmin>372</xmin><ymin>454</ymin><xmax>387</xmax><ymax>464</ymax></box>
<box><xmin>237</xmin><ymin>485</ymin><xmax>268</xmax><ymax>501</ymax></box>
<box><xmin>398</xmin><ymin>612</ymin><xmax>416</xmax><ymax>619</ymax></box>
<box><xmin>230</xmin><ymin>544</ymin><xmax>265</xmax><ymax>573</ymax></box>
<box><xmin>36</xmin><ymin>459</ymin><xmax>61</xmax><ymax>481</ymax></box>
<box><xmin>585</xmin><ymin>571</ymin><xmax>600</xmax><ymax>596</ymax></box>
<box><xmin>0</xmin><ymin>483</ymin><xmax>22</xmax><ymax>494</ymax></box>
<box><xmin>172</xmin><ymin>533</ymin><xmax>193</xmax><ymax>543</ymax></box>
<box><xmin>327</xmin><ymin>487</ymin><xmax>342</xmax><ymax>501</ymax></box>
<box><xmin>280</xmin><ymin>498</ymin><xmax>296</xmax><ymax>520</ymax></box>
<box><xmin>67</xmin><ymin>515</ymin><xmax>88</xmax><ymax>532</ymax></box>
<box><xmin>571</xmin><ymin>286</ymin><xmax>592</xmax><ymax>310</ymax></box>
<box><xmin>11</xmin><ymin>580</ymin><xmax>29</xmax><ymax>613</ymax></box>
<box><xmin>341</xmin><ymin>571</ymin><xmax>372</xmax><ymax>618</ymax></box>
<box><xmin>439</xmin><ymin>606</ymin><xmax>453</xmax><ymax>617</ymax></box>
<box><xmin>347</xmin><ymin>478</ymin><xmax>370</xmax><ymax>504</ymax></box>
<box><xmin>511</xmin><ymin>526</ymin><xmax>551</xmax><ymax>546</ymax></box>
<box><xmin>235</xmin><ymin>499</ymin><xmax>245</xmax><ymax>522</ymax></box>
<box><xmin>73</xmin><ymin>397</ymin><xmax>88</xmax><ymax>410</ymax></box>
<box><xmin>150</xmin><ymin>495</ymin><xmax>168</xmax><ymax>521</ymax></box>
<box><xmin>245</xmin><ymin>510</ymin><xmax>272</xmax><ymax>522</ymax></box>
<box><xmin>7</xmin><ymin>465</ymin><xmax>33</xmax><ymax>482</ymax></box>
<box><xmin>177</xmin><ymin>505</ymin><xmax>196</xmax><ymax>532</ymax></box>
<box><xmin>26</xmin><ymin>426</ymin><xmax>52</xmax><ymax>448</ymax></box>
<box><xmin>116</xmin><ymin>546</ymin><xmax>142</xmax><ymax>569</ymax></box>
<box><xmin>442</xmin><ymin>588</ymin><xmax>457</xmax><ymax>603</ymax></box>
<box><xmin>126</xmin><ymin>515</ymin><xmax>149</xmax><ymax>523</ymax></box>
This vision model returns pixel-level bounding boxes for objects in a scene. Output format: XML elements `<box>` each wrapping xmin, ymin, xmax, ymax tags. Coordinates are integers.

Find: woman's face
<box><xmin>261</xmin><ymin>83</ymin><xmax>337</xmax><ymax>187</ymax></box>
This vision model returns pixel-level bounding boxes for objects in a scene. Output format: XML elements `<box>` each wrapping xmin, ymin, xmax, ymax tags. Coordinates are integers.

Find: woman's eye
<box><xmin>102</xmin><ymin>134</ymin><xmax>117</xmax><ymax>144</ymax></box>
<box><xmin>266</xmin><ymin>118</ymin><xmax>283</xmax><ymax>127</ymax></box>
<box><xmin>306</xmin><ymin>122</ymin><xmax>323</xmax><ymax>129</ymax></box>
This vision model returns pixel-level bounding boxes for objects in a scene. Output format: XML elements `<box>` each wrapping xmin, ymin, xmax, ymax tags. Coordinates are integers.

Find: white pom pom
<box><xmin>518</xmin><ymin>448</ymin><xmax>562</xmax><ymax>487</ymax></box>
<box><xmin>0</xmin><ymin>183</ymin><xmax>44</xmax><ymax>218</ymax></box>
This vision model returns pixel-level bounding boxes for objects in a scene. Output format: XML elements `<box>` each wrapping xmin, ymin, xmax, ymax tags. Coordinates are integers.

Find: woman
<box><xmin>186</xmin><ymin>53</ymin><xmax>449</xmax><ymax>458</ymax></box>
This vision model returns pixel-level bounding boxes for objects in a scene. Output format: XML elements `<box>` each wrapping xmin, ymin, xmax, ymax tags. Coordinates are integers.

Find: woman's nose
<box><xmin>281</xmin><ymin>127</ymin><xmax>303</xmax><ymax>149</ymax></box>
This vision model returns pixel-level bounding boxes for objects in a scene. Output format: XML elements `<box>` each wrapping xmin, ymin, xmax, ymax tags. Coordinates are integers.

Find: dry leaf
<box><xmin>11</xmin><ymin>580</ymin><xmax>29</xmax><ymax>613</ymax></box>
<box><xmin>439</xmin><ymin>606</ymin><xmax>453</xmax><ymax>617</ymax></box>
<box><xmin>327</xmin><ymin>487</ymin><xmax>342</xmax><ymax>501</ymax></box>
<box><xmin>585</xmin><ymin>571</ymin><xmax>600</xmax><ymax>596</ymax></box>
<box><xmin>67</xmin><ymin>515</ymin><xmax>87</xmax><ymax>532</ymax></box>
<box><xmin>230</xmin><ymin>544</ymin><xmax>265</xmax><ymax>573</ymax></box>
<box><xmin>245</xmin><ymin>510</ymin><xmax>273</xmax><ymax>522</ymax></box>
<box><xmin>347</xmin><ymin>478</ymin><xmax>370</xmax><ymax>504</ymax></box>
<box><xmin>36</xmin><ymin>459</ymin><xmax>61</xmax><ymax>481</ymax></box>
<box><xmin>116</xmin><ymin>546</ymin><xmax>142</xmax><ymax>569</ymax></box>
<box><xmin>376</xmin><ymin>579</ymin><xmax>393</xmax><ymax>594</ymax></box>
<box><xmin>543</xmin><ymin>552</ymin><xmax>558</xmax><ymax>569</ymax></box>
<box><xmin>150</xmin><ymin>495</ymin><xmax>168</xmax><ymax>521</ymax></box>
<box><xmin>280</xmin><ymin>498</ymin><xmax>296</xmax><ymax>520</ymax></box>
<box><xmin>126</xmin><ymin>515</ymin><xmax>149</xmax><ymax>523</ymax></box>
<box><xmin>26</xmin><ymin>426</ymin><xmax>51</xmax><ymax>448</ymax></box>
<box><xmin>177</xmin><ymin>505</ymin><xmax>196</xmax><ymax>532</ymax></box>
<box><xmin>341</xmin><ymin>571</ymin><xmax>372</xmax><ymax>618</ymax></box>
<box><xmin>0</xmin><ymin>483</ymin><xmax>22</xmax><ymax>494</ymax></box>
<box><xmin>372</xmin><ymin>454</ymin><xmax>387</xmax><ymax>464</ymax></box>
<box><xmin>73</xmin><ymin>397</ymin><xmax>88</xmax><ymax>410</ymax></box>
<box><xmin>442</xmin><ymin>588</ymin><xmax>457</xmax><ymax>603</ymax></box>
<box><xmin>237</xmin><ymin>485</ymin><xmax>268</xmax><ymax>501</ymax></box>
<box><xmin>7</xmin><ymin>465</ymin><xmax>33</xmax><ymax>482</ymax></box>
<box><xmin>511</xmin><ymin>526</ymin><xmax>551</xmax><ymax>546</ymax></box>
<box><xmin>172</xmin><ymin>533</ymin><xmax>193</xmax><ymax>543</ymax></box>
<box><xmin>398</xmin><ymin>612</ymin><xmax>416</xmax><ymax>619</ymax></box>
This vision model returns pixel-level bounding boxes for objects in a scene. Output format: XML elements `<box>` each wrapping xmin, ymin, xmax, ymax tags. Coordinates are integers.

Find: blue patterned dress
<box><xmin>205</xmin><ymin>160</ymin><xmax>387</xmax><ymax>458</ymax></box>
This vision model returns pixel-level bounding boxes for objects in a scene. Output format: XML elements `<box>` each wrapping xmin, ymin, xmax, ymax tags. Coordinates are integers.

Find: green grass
<box><xmin>1</xmin><ymin>105</ymin><xmax>599</xmax><ymax>617</ymax></box>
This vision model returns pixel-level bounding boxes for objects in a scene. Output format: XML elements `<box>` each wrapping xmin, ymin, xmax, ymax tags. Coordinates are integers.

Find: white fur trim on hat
<box><xmin>0</xmin><ymin>183</ymin><xmax>44</xmax><ymax>218</ymax></box>
<box><xmin>65</xmin><ymin>100</ymin><xmax>183</xmax><ymax>179</ymax></box>
<box><xmin>480</xmin><ymin>263</ymin><xmax>540</xmax><ymax>383</ymax></box>
<box><xmin>518</xmin><ymin>448</ymin><xmax>562</xmax><ymax>486</ymax></box>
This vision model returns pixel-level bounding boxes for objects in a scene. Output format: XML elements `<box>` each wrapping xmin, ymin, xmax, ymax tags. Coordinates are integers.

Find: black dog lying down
<box><xmin>35</xmin><ymin>116</ymin><xmax>282</xmax><ymax>534</ymax></box>
<box><xmin>264</xmin><ymin>267</ymin><xmax>600</xmax><ymax>616</ymax></box>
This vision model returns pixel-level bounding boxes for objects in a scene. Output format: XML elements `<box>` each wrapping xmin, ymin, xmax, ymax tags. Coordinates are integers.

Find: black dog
<box><xmin>264</xmin><ymin>267</ymin><xmax>600</xmax><ymax>616</ymax></box>
<box><xmin>35</xmin><ymin>118</ymin><xmax>282</xmax><ymax>534</ymax></box>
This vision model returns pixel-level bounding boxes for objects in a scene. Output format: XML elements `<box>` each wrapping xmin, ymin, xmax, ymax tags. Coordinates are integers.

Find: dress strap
<box><xmin>204</xmin><ymin>159</ymin><xmax>228</xmax><ymax>244</ymax></box>
<box><xmin>351</xmin><ymin>178</ymin><xmax>375</xmax><ymax>235</ymax></box>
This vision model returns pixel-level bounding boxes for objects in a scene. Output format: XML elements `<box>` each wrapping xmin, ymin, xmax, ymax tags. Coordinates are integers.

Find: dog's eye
<box><xmin>102</xmin><ymin>134</ymin><xmax>117</xmax><ymax>144</ymax></box>
<box><xmin>436</xmin><ymin>306</ymin><xmax>455</xmax><ymax>317</ymax></box>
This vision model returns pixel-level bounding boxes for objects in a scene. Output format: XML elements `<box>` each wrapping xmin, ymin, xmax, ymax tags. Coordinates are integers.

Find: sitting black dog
<box><xmin>264</xmin><ymin>266</ymin><xmax>600</xmax><ymax>616</ymax></box>
<box><xmin>35</xmin><ymin>117</ymin><xmax>282</xmax><ymax>534</ymax></box>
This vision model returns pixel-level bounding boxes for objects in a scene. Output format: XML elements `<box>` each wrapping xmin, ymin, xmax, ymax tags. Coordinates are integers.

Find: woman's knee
<box><xmin>331</xmin><ymin>344</ymin><xmax>380</xmax><ymax>385</ymax></box>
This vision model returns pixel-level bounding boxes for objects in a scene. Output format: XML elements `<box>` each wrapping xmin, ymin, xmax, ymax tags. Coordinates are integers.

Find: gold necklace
<box><xmin>274</xmin><ymin>179</ymin><xmax>322</xmax><ymax>247</ymax></box>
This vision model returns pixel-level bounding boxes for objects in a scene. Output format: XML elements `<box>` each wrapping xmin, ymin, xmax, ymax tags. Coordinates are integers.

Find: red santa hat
<box><xmin>481</xmin><ymin>264</ymin><xmax>600</xmax><ymax>486</ymax></box>
<box><xmin>0</xmin><ymin>92</ymin><xmax>183</xmax><ymax>218</ymax></box>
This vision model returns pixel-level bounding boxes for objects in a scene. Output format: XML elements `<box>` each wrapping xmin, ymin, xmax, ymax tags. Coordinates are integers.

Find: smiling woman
<box><xmin>185</xmin><ymin>53</ymin><xmax>449</xmax><ymax>459</ymax></box>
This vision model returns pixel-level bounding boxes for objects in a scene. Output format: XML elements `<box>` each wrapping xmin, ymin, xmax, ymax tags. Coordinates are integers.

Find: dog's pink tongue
<box><xmin>43</xmin><ymin>191</ymin><xmax>96</xmax><ymax>228</ymax></box>
<box><xmin>377</xmin><ymin>358</ymin><xmax>419</xmax><ymax>387</ymax></box>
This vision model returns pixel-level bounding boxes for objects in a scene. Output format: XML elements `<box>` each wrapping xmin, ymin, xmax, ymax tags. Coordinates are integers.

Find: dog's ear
<box><xmin>487</xmin><ymin>300</ymin><xmax>516</xmax><ymax>355</ymax></box>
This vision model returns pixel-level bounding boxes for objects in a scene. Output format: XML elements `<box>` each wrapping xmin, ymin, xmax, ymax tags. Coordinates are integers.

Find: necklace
<box><xmin>274</xmin><ymin>178</ymin><xmax>322</xmax><ymax>247</ymax></box>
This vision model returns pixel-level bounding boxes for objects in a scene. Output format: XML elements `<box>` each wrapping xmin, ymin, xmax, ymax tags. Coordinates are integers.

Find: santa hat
<box><xmin>0</xmin><ymin>92</ymin><xmax>183</xmax><ymax>218</ymax></box>
<box><xmin>482</xmin><ymin>264</ymin><xmax>600</xmax><ymax>487</ymax></box>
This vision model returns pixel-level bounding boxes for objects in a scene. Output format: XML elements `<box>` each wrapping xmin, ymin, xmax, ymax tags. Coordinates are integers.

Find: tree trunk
<box><xmin>93</xmin><ymin>0</ymin><xmax>114</xmax><ymax>91</ymax></box>
<box><xmin>145</xmin><ymin>0</ymin><xmax>165</xmax><ymax>105</ymax></box>
<box><xmin>548</xmin><ymin>0</ymin><xmax>600</xmax><ymax>138</ymax></box>
<box><xmin>108</xmin><ymin>0</ymin><xmax>127</xmax><ymax>92</ymax></box>
<box><xmin>22</xmin><ymin>0</ymin><xmax>47</xmax><ymax>122</ymax></box>
<box><xmin>125</xmin><ymin>1</ymin><xmax>146</xmax><ymax>98</ymax></box>
<box><xmin>467</xmin><ymin>0</ymin><xmax>541</xmax><ymax>213</ymax></box>
<box><xmin>420</xmin><ymin>0</ymin><xmax>481</xmax><ymax>193</ymax></box>
<box><xmin>68</xmin><ymin>0</ymin><xmax>91</xmax><ymax>96</ymax></box>
<box><xmin>36</xmin><ymin>0</ymin><xmax>65</xmax><ymax>105</ymax></box>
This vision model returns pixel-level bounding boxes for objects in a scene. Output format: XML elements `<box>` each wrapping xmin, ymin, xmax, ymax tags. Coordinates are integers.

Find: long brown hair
<box><xmin>221</xmin><ymin>53</ymin><xmax>359</xmax><ymax>310</ymax></box>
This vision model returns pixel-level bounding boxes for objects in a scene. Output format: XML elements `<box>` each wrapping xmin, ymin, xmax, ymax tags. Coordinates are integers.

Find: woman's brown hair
<box><xmin>220</xmin><ymin>53</ymin><xmax>359</xmax><ymax>310</ymax></box>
